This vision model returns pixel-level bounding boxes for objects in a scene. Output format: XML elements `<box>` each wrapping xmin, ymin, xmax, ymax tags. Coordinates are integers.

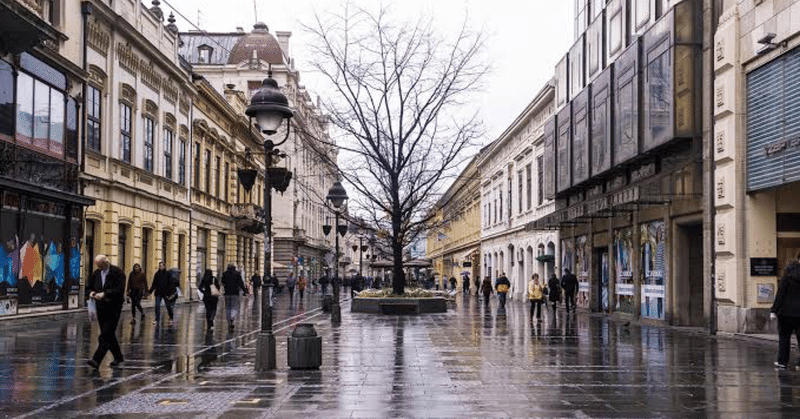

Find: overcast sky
<box><xmin>164</xmin><ymin>0</ymin><xmax>574</xmax><ymax>143</ymax></box>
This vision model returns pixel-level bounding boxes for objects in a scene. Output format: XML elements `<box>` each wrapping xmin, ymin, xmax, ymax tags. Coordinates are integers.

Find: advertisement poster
<box><xmin>641</xmin><ymin>221</ymin><xmax>665</xmax><ymax>319</ymax></box>
<box><xmin>575</xmin><ymin>235</ymin><xmax>590</xmax><ymax>308</ymax></box>
<box><xmin>614</xmin><ymin>228</ymin><xmax>635</xmax><ymax>314</ymax></box>
<box><xmin>601</xmin><ymin>252</ymin><xmax>609</xmax><ymax>312</ymax></box>
<box><xmin>561</xmin><ymin>239</ymin><xmax>574</xmax><ymax>275</ymax></box>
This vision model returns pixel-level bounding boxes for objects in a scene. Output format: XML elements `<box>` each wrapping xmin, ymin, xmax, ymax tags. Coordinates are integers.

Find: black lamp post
<box><xmin>325</xmin><ymin>181</ymin><xmax>348</xmax><ymax>324</ymax></box>
<box><xmin>242</xmin><ymin>71</ymin><xmax>293</xmax><ymax>371</ymax></box>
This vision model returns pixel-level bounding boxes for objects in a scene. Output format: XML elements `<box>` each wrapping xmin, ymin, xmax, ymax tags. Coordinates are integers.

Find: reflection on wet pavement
<box><xmin>1</xmin><ymin>292</ymin><xmax>800</xmax><ymax>418</ymax></box>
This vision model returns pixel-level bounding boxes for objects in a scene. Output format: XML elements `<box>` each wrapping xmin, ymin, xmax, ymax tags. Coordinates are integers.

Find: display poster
<box><xmin>614</xmin><ymin>228</ymin><xmax>635</xmax><ymax>314</ymax></box>
<box><xmin>601</xmin><ymin>252</ymin><xmax>609</xmax><ymax>312</ymax></box>
<box><xmin>575</xmin><ymin>236</ymin><xmax>590</xmax><ymax>308</ymax></box>
<box><xmin>641</xmin><ymin>221</ymin><xmax>665</xmax><ymax>319</ymax></box>
<box><xmin>561</xmin><ymin>239</ymin><xmax>574</xmax><ymax>275</ymax></box>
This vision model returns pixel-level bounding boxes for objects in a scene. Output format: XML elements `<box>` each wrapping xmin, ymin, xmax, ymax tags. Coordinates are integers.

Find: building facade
<box><xmin>426</xmin><ymin>154</ymin><xmax>483</xmax><ymax>291</ymax></box>
<box><xmin>534</xmin><ymin>0</ymin><xmax>712</xmax><ymax>324</ymax></box>
<box><xmin>0</xmin><ymin>0</ymin><xmax>94</xmax><ymax>316</ymax></box>
<box><xmin>81</xmin><ymin>0</ymin><xmax>195</xmax><ymax>295</ymax></box>
<box><xmin>480</xmin><ymin>83</ymin><xmax>559</xmax><ymax>302</ymax></box>
<box><xmin>713</xmin><ymin>0</ymin><xmax>800</xmax><ymax>333</ymax></box>
<box><xmin>180</xmin><ymin>24</ymin><xmax>338</xmax><ymax>282</ymax></box>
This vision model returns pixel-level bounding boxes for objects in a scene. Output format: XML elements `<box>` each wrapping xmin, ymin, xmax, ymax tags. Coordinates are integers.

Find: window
<box><xmin>198</xmin><ymin>46</ymin><xmax>213</xmax><ymax>63</ymax></box>
<box><xmin>196</xmin><ymin>228</ymin><xmax>207</xmax><ymax>274</ymax></box>
<box><xmin>517</xmin><ymin>170</ymin><xmax>523</xmax><ymax>214</ymax></box>
<box><xmin>142</xmin><ymin>227</ymin><xmax>151</xmax><ymax>275</ymax></box>
<box><xmin>87</xmin><ymin>85</ymin><xmax>101</xmax><ymax>152</ymax></box>
<box><xmin>15</xmin><ymin>73</ymin><xmax>65</xmax><ymax>156</ymax></box>
<box><xmin>215</xmin><ymin>156</ymin><xmax>221</xmax><ymax>198</ymax></box>
<box><xmin>144</xmin><ymin>117</ymin><xmax>154</xmax><ymax>172</ymax></box>
<box><xmin>526</xmin><ymin>164</ymin><xmax>532</xmax><ymax>209</ymax></box>
<box><xmin>161</xmin><ymin>230</ymin><xmax>171</xmax><ymax>266</ymax></box>
<box><xmin>0</xmin><ymin>60</ymin><xmax>13</xmax><ymax>142</ymax></box>
<box><xmin>224</xmin><ymin>161</ymin><xmax>229</xmax><ymax>201</ymax></box>
<box><xmin>193</xmin><ymin>142</ymin><xmax>200</xmax><ymax>188</ymax></box>
<box><xmin>118</xmin><ymin>224</ymin><xmax>128</xmax><ymax>272</ymax></box>
<box><xmin>537</xmin><ymin>156</ymin><xmax>544</xmax><ymax>205</ymax></box>
<box><xmin>498</xmin><ymin>187</ymin><xmax>503</xmax><ymax>222</ymax></box>
<box><xmin>178</xmin><ymin>139</ymin><xmax>186</xmax><ymax>185</ymax></box>
<box><xmin>163</xmin><ymin>128</ymin><xmax>173</xmax><ymax>180</ymax></box>
<box><xmin>493</xmin><ymin>192</ymin><xmax>497</xmax><ymax>224</ymax></box>
<box><xmin>204</xmin><ymin>149</ymin><xmax>211</xmax><ymax>193</ymax></box>
<box><xmin>120</xmin><ymin>103</ymin><xmax>132</xmax><ymax>163</ymax></box>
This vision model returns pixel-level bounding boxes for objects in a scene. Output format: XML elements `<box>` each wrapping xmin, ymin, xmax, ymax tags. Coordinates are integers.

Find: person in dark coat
<box><xmin>199</xmin><ymin>269</ymin><xmax>220</xmax><ymax>330</ymax></box>
<box><xmin>221</xmin><ymin>263</ymin><xmax>247</xmax><ymax>330</ymax></box>
<box><xmin>548</xmin><ymin>273</ymin><xmax>562</xmax><ymax>311</ymax></box>
<box><xmin>149</xmin><ymin>261</ymin><xmax>177</xmax><ymax>325</ymax></box>
<box><xmin>463</xmin><ymin>273</ymin><xmax>471</xmax><ymax>294</ymax></box>
<box><xmin>771</xmin><ymin>254</ymin><xmax>800</xmax><ymax>369</ymax></box>
<box><xmin>495</xmin><ymin>273</ymin><xmax>511</xmax><ymax>308</ymax></box>
<box><xmin>480</xmin><ymin>276</ymin><xmax>493</xmax><ymax>304</ymax></box>
<box><xmin>561</xmin><ymin>268</ymin><xmax>578</xmax><ymax>313</ymax></box>
<box><xmin>449</xmin><ymin>276</ymin><xmax>457</xmax><ymax>291</ymax></box>
<box><xmin>126</xmin><ymin>263</ymin><xmax>147</xmax><ymax>324</ymax></box>
<box><xmin>250</xmin><ymin>273</ymin><xmax>261</xmax><ymax>298</ymax></box>
<box><xmin>86</xmin><ymin>255</ymin><xmax>126</xmax><ymax>369</ymax></box>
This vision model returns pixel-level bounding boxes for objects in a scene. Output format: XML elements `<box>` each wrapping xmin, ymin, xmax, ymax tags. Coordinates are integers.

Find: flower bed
<box><xmin>351</xmin><ymin>288</ymin><xmax>448</xmax><ymax>314</ymax></box>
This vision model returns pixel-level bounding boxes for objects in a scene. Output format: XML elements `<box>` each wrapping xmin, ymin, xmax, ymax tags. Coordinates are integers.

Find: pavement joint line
<box><xmin>11</xmin><ymin>302</ymin><xmax>331</xmax><ymax>419</ymax></box>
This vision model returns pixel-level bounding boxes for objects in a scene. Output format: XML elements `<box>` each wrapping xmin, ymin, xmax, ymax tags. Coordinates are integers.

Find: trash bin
<box><xmin>322</xmin><ymin>294</ymin><xmax>332</xmax><ymax>313</ymax></box>
<box><xmin>288</xmin><ymin>323</ymin><xmax>322</xmax><ymax>369</ymax></box>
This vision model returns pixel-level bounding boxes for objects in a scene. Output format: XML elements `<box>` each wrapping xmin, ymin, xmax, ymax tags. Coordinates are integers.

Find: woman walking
<box><xmin>547</xmin><ymin>273</ymin><xmax>561</xmax><ymax>311</ymax></box>
<box><xmin>199</xmin><ymin>269</ymin><xmax>220</xmax><ymax>330</ymax></box>
<box><xmin>480</xmin><ymin>276</ymin><xmax>493</xmax><ymax>305</ymax></box>
<box><xmin>528</xmin><ymin>274</ymin><xmax>546</xmax><ymax>322</ymax></box>
<box><xmin>126</xmin><ymin>263</ymin><xmax>147</xmax><ymax>324</ymax></box>
<box><xmin>297</xmin><ymin>276</ymin><xmax>307</xmax><ymax>300</ymax></box>
<box><xmin>286</xmin><ymin>272</ymin><xmax>297</xmax><ymax>303</ymax></box>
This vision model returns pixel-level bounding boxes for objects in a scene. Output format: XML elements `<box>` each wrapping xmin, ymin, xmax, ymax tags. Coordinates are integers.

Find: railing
<box><xmin>231</xmin><ymin>203</ymin><xmax>262</xmax><ymax>219</ymax></box>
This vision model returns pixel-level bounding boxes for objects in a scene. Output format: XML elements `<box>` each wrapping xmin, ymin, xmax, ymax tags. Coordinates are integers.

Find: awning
<box><xmin>458</xmin><ymin>247</ymin><xmax>479</xmax><ymax>261</ymax></box>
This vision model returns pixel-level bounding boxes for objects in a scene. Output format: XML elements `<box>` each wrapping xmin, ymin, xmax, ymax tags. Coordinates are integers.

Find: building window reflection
<box><xmin>144</xmin><ymin>117</ymin><xmax>154</xmax><ymax>172</ymax></box>
<box><xmin>87</xmin><ymin>85</ymin><xmax>101</xmax><ymax>152</ymax></box>
<box><xmin>164</xmin><ymin>128</ymin><xmax>173</xmax><ymax>180</ymax></box>
<box><xmin>120</xmin><ymin>103</ymin><xmax>132</xmax><ymax>163</ymax></box>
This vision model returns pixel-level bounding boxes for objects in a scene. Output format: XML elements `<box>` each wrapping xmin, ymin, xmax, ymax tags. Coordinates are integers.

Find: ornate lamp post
<box><xmin>241</xmin><ymin>71</ymin><xmax>293</xmax><ymax>371</ymax></box>
<box><xmin>324</xmin><ymin>181</ymin><xmax>348</xmax><ymax>324</ymax></box>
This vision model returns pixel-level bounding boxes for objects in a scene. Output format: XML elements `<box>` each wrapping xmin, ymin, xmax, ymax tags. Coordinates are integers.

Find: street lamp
<box><xmin>242</xmin><ymin>70</ymin><xmax>293</xmax><ymax>371</ymax></box>
<box><xmin>325</xmin><ymin>181</ymin><xmax>348</xmax><ymax>324</ymax></box>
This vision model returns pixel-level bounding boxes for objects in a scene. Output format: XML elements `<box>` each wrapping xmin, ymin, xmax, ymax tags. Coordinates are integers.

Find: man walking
<box><xmin>149</xmin><ymin>261</ymin><xmax>177</xmax><ymax>325</ymax></box>
<box><xmin>251</xmin><ymin>273</ymin><xmax>261</xmax><ymax>299</ymax></box>
<box><xmin>221</xmin><ymin>263</ymin><xmax>247</xmax><ymax>331</ymax></box>
<box><xmin>86</xmin><ymin>255</ymin><xmax>126</xmax><ymax>369</ymax></box>
<box><xmin>770</xmin><ymin>252</ymin><xmax>800</xmax><ymax>369</ymax></box>
<box><xmin>495</xmin><ymin>272</ymin><xmax>511</xmax><ymax>309</ymax></box>
<box><xmin>561</xmin><ymin>268</ymin><xmax>578</xmax><ymax>313</ymax></box>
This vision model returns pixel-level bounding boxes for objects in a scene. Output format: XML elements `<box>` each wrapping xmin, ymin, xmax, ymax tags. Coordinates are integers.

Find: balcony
<box><xmin>0</xmin><ymin>0</ymin><xmax>61</xmax><ymax>54</ymax></box>
<box><xmin>231</xmin><ymin>203</ymin><xmax>264</xmax><ymax>234</ymax></box>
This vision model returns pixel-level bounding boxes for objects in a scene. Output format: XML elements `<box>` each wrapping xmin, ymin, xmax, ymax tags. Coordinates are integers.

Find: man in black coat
<box><xmin>771</xmin><ymin>254</ymin><xmax>800</xmax><ymax>369</ymax></box>
<box><xmin>561</xmin><ymin>268</ymin><xmax>579</xmax><ymax>313</ymax></box>
<box><xmin>86</xmin><ymin>254</ymin><xmax>126</xmax><ymax>369</ymax></box>
<box><xmin>148</xmin><ymin>261</ymin><xmax>177</xmax><ymax>325</ymax></box>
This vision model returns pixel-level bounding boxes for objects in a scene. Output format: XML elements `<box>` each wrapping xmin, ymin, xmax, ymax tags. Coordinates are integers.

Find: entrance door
<box><xmin>675</xmin><ymin>224</ymin><xmax>704</xmax><ymax>326</ymax></box>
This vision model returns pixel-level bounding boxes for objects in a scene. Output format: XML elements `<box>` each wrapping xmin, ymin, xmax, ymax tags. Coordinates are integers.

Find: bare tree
<box><xmin>302</xmin><ymin>4</ymin><xmax>487</xmax><ymax>295</ymax></box>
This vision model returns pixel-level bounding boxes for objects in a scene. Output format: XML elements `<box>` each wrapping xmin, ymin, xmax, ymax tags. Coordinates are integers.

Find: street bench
<box><xmin>379</xmin><ymin>302</ymin><xmax>419</xmax><ymax>315</ymax></box>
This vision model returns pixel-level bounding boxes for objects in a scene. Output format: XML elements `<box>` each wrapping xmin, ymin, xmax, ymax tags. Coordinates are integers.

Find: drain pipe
<box><xmin>708</xmin><ymin>0</ymin><xmax>718</xmax><ymax>335</ymax></box>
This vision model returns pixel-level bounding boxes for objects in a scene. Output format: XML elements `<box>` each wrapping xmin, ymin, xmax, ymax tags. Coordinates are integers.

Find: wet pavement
<box><xmin>1</xmin><ymin>291</ymin><xmax>799</xmax><ymax>418</ymax></box>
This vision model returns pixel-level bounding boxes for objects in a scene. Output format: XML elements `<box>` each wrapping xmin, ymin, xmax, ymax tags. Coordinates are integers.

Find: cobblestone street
<box><xmin>1</xmin><ymin>292</ymin><xmax>798</xmax><ymax>418</ymax></box>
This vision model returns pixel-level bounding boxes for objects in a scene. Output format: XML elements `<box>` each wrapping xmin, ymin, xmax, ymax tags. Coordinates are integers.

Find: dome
<box><xmin>228</xmin><ymin>22</ymin><xmax>284</xmax><ymax>65</ymax></box>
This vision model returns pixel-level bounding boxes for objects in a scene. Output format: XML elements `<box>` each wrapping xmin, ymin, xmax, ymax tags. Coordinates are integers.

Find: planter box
<box><xmin>351</xmin><ymin>297</ymin><xmax>447</xmax><ymax>315</ymax></box>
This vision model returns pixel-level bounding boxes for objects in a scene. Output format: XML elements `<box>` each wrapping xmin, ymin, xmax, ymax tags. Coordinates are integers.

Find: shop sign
<box><xmin>643</xmin><ymin>284</ymin><xmax>665</xmax><ymax>297</ymax></box>
<box><xmin>616</xmin><ymin>283</ymin><xmax>635</xmax><ymax>295</ymax></box>
<box><xmin>578</xmin><ymin>281</ymin><xmax>590</xmax><ymax>292</ymax></box>
<box><xmin>750</xmin><ymin>257</ymin><xmax>777</xmax><ymax>276</ymax></box>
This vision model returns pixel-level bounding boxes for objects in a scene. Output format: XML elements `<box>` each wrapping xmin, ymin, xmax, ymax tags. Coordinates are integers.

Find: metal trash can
<box><xmin>322</xmin><ymin>294</ymin><xmax>332</xmax><ymax>313</ymax></box>
<box><xmin>288</xmin><ymin>323</ymin><xmax>322</xmax><ymax>369</ymax></box>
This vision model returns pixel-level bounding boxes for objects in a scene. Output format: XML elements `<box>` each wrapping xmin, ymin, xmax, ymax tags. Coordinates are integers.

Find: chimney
<box><xmin>275</xmin><ymin>31</ymin><xmax>292</xmax><ymax>56</ymax></box>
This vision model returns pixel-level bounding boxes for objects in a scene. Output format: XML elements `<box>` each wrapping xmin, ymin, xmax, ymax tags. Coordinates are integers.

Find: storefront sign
<box><xmin>616</xmin><ymin>283</ymin><xmax>635</xmax><ymax>295</ymax></box>
<box><xmin>764</xmin><ymin>136</ymin><xmax>800</xmax><ymax>157</ymax></box>
<box><xmin>751</xmin><ymin>257</ymin><xmax>778</xmax><ymax>276</ymax></box>
<box><xmin>643</xmin><ymin>284</ymin><xmax>665</xmax><ymax>297</ymax></box>
<box><xmin>579</xmin><ymin>281</ymin><xmax>590</xmax><ymax>292</ymax></box>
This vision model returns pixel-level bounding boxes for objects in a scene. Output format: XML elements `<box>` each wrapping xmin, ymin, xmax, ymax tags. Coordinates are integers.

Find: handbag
<box><xmin>210</xmin><ymin>284</ymin><xmax>221</xmax><ymax>297</ymax></box>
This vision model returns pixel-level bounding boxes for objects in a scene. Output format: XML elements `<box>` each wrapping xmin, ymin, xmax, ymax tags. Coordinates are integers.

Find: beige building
<box><xmin>479</xmin><ymin>82</ymin><xmax>558</xmax><ymax>302</ymax></box>
<box><xmin>180</xmin><ymin>24</ymin><xmax>338</xmax><ymax>282</ymax></box>
<box><xmin>713</xmin><ymin>0</ymin><xmax>800</xmax><ymax>333</ymax></box>
<box><xmin>426</xmin><ymin>153</ymin><xmax>483</xmax><ymax>291</ymax></box>
<box><xmin>81</xmin><ymin>0</ymin><xmax>195</xmax><ymax>292</ymax></box>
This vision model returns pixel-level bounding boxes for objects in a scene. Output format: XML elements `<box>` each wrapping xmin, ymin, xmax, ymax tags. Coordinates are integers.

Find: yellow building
<box><xmin>426</xmin><ymin>155</ymin><xmax>483</xmax><ymax>290</ymax></box>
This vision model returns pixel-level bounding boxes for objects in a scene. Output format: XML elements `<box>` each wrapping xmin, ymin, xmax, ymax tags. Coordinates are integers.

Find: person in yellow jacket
<box><xmin>528</xmin><ymin>274</ymin><xmax>547</xmax><ymax>322</ymax></box>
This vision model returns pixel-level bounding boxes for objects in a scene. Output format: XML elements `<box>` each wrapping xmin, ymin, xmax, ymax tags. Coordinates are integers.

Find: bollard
<box><xmin>288</xmin><ymin>323</ymin><xmax>322</xmax><ymax>369</ymax></box>
<box><xmin>322</xmin><ymin>294</ymin><xmax>332</xmax><ymax>313</ymax></box>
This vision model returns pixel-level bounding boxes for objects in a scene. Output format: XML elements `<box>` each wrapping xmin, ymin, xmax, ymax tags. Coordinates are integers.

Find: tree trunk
<box><xmin>391</xmin><ymin>214</ymin><xmax>405</xmax><ymax>295</ymax></box>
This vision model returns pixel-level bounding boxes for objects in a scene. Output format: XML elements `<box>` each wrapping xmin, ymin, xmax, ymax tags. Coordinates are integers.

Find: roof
<box><xmin>179</xmin><ymin>23</ymin><xmax>285</xmax><ymax>66</ymax></box>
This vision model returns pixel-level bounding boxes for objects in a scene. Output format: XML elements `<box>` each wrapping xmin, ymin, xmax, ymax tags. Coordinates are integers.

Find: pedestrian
<box><xmin>251</xmin><ymin>273</ymin><xmax>261</xmax><ymax>298</ymax></box>
<box><xmin>495</xmin><ymin>272</ymin><xmax>511</xmax><ymax>308</ymax></box>
<box><xmin>463</xmin><ymin>273</ymin><xmax>471</xmax><ymax>294</ymax></box>
<box><xmin>286</xmin><ymin>272</ymin><xmax>297</xmax><ymax>303</ymax></box>
<box><xmin>126</xmin><ymin>263</ymin><xmax>147</xmax><ymax>324</ymax></box>
<box><xmin>198</xmin><ymin>269</ymin><xmax>220</xmax><ymax>330</ymax></box>
<box><xmin>770</xmin><ymin>253</ymin><xmax>800</xmax><ymax>369</ymax></box>
<box><xmin>548</xmin><ymin>272</ymin><xmax>562</xmax><ymax>311</ymax></box>
<box><xmin>480</xmin><ymin>276</ymin><xmax>493</xmax><ymax>305</ymax></box>
<box><xmin>271</xmin><ymin>274</ymin><xmax>280</xmax><ymax>294</ymax></box>
<box><xmin>449</xmin><ymin>276</ymin><xmax>457</xmax><ymax>291</ymax></box>
<box><xmin>320</xmin><ymin>274</ymin><xmax>330</xmax><ymax>295</ymax></box>
<box><xmin>86</xmin><ymin>254</ymin><xmax>126</xmax><ymax>369</ymax></box>
<box><xmin>148</xmin><ymin>261</ymin><xmax>177</xmax><ymax>326</ymax></box>
<box><xmin>561</xmin><ymin>268</ymin><xmax>578</xmax><ymax>313</ymax></box>
<box><xmin>221</xmin><ymin>263</ymin><xmax>247</xmax><ymax>331</ymax></box>
<box><xmin>528</xmin><ymin>274</ymin><xmax>546</xmax><ymax>322</ymax></box>
<box><xmin>474</xmin><ymin>276</ymin><xmax>480</xmax><ymax>297</ymax></box>
<box><xmin>298</xmin><ymin>275</ymin><xmax>307</xmax><ymax>300</ymax></box>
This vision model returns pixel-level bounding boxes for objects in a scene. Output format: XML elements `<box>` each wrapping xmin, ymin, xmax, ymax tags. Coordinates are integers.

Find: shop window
<box><xmin>0</xmin><ymin>60</ymin><xmax>13</xmax><ymax>143</ymax></box>
<box><xmin>144</xmin><ymin>117</ymin><xmax>154</xmax><ymax>172</ymax></box>
<box><xmin>163</xmin><ymin>128</ymin><xmax>173</xmax><ymax>180</ymax></box>
<box><xmin>86</xmin><ymin>85</ymin><xmax>101</xmax><ymax>152</ymax></box>
<box><xmin>85</xmin><ymin>220</ymin><xmax>96</xmax><ymax>280</ymax></box>
<box><xmin>120</xmin><ymin>103</ymin><xmax>132</xmax><ymax>163</ymax></box>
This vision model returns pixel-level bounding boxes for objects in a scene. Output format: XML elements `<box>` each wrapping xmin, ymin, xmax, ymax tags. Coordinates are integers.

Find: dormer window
<box><xmin>198</xmin><ymin>45</ymin><xmax>213</xmax><ymax>63</ymax></box>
